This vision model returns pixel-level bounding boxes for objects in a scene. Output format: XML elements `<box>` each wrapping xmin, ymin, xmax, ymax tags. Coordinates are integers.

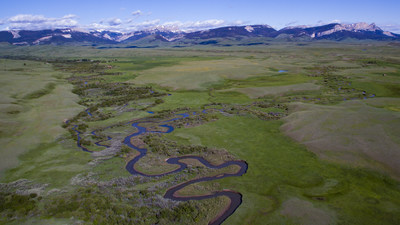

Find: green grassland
<box><xmin>282</xmin><ymin>99</ymin><xmax>400</xmax><ymax>176</ymax></box>
<box><xmin>0</xmin><ymin>42</ymin><xmax>400</xmax><ymax>225</ymax></box>
<box><xmin>165</xmin><ymin>116</ymin><xmax>400</xmax><ymax>225</ymax></box>
<box><xmin>0</xmin><ymin>59</ymin><xmax>84</xmax><ymax>177</ymax></box>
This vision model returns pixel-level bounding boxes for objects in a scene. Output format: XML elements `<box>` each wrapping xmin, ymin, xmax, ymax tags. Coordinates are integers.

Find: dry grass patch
<box><xmin>222</xmin><ymin>83</ymin><xmax>321</xmax><ymax>98</ymax></box>
<box><xmin>135</xmin><ymin>154</ymin><xmax>180</xmax><ymax>175</ymax></box>
<box><xmin>280</xmin><ymin>197</ymin><xmax>336</xmax><ymax>225</ymax></box>
<box><xmin>132</xmin><ymin>58</ymin><xmax>269</xmax><ymax>90</ymax></box>
<box><xmin>282</xmin><ymin>99</ymin><xmax>400</xmax><ymax>179</ymax></box>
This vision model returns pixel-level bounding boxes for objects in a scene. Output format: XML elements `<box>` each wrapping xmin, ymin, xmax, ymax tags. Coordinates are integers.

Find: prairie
<box><xmin>0</xmin><ymin>59</ymin><xmax>84</xmax><ymax>177</ymax></box>
<box><xmin>1</xmin><ymin>42</ymin><xmax>400</xmax><ymax>225</ymax></box>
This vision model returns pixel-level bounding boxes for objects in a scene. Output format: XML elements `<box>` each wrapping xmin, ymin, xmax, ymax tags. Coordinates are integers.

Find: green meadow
<box><xmin>0</xmin><ymin>42</ymin><xmax>399</xmax><ymax>224</ymax></box>
<box><xmin>0</xmin><ymin>59</ymin><xmax>85</xmax><ymax>177</ymax></box>
<box><xmin>166</xmin><ymin>116</ymin><xmax>400</xmax><ymax>225</ymax></box>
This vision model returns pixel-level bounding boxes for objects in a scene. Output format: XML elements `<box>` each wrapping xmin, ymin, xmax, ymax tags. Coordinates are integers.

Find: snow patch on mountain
<box><xmin>13</xmin><ymin>42</ymin><xmax>29</xmax><ymax>46</ymax></box>
<box><xmin>116</xmin><ymin>33</ymin><xmax>135</xmax><ymax>41</ymax></box>
<box><xmin>259</xmin><ymin>24</ymin><xmax>273</xmax><ymax>29</ymax></box>
<box><xmin>383</xmin><ymin>31</ymin><xmax>395</xmax><ymax>37</ymax></box>
<box><xmin>33</xmin><ymin>35</ymin><xmax>52</xmax><ymax>44</ymax></box>
<box><xmin>71</xmin><ymin>28</ymin><xmax>90</xmax><ymax>34</ymax></box>
<box><xmin>9</xmin><ymin>30</ymin><xmax>20</xmax><ymax>38</ymax></box>
<box><xmin>62</xmin><ymin>34</ymin><xmax>72</xmax><ymax>38</ymax></box>
<box><xmin>349</xmin><ymin>22</ymin><xmax>381</xmax><ymax>31</ymax></box>
<box><xmin>103</xmin><ymin>33</ymin><xmax>112</xmax><ymax>40</ymax></box>
<box><xmin>245</xmin><ymin>26</ymin><xmax>254</xmax><ymax>32</ymax></box>
<box><xmin>316</xmin><ymin>23</ymin><xmax>381</xmax><ymax>37</ymax></box>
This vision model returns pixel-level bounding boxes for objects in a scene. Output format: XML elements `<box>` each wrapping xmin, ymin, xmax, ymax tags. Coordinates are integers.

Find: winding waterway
<box><xmin>72</xmin><ymin>110</ymin><xmax>248</xmax><ymax>224</ymax></box>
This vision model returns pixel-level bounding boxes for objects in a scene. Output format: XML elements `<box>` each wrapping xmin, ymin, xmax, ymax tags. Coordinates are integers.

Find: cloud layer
<box><xmin>6</xmin><ymin>14</ymin><xmax>78</xmax><ymax>30</ymax></box>
<box><xmin>1</xmin><ymin>13</ymin><xmax>399</xmax><ymax>34</ymax></box>
<box><xmin>131</xmin><ymin>10</ymin><xmax>142</xmax><ymax>16</ymax></box>
<box><xmin>380</xmin><ymin>24</ymin><xmax>400</xmax><ymax>34</ymax></box>
<box><xmin>0</xmin><ymin>12</ymin><xmax>236</xmax><ymax>32</ymax></box>
<box><xmin>88</xmin><ymin>16</ymin><xmax>234</xmax><ymax>32</ymax></box>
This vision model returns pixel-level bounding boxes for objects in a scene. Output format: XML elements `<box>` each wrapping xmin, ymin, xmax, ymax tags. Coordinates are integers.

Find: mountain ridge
<box><xmin>0</xmin><ymin>22</ymin><xmax>398</xmax><ymax>46</ymax></box>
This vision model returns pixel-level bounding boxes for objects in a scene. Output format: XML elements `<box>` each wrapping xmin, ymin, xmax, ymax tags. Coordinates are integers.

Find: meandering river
<box><xmin>72</xmin><ymin>110</ymin><xmax>248</xmax><ymax>224</ymax></box>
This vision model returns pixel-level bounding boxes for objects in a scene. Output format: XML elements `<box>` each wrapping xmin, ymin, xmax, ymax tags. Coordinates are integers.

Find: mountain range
<box><xmin>0</xmin><ymin>22</ymin><xmax>399</xmax><ymax>46</ymax></box>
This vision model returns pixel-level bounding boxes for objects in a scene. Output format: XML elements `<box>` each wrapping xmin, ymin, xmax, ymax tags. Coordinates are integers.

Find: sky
<box><xmin>1</xmin><ymin>0</ymin><xmax>400</xmax><ymax>33</ymax></box>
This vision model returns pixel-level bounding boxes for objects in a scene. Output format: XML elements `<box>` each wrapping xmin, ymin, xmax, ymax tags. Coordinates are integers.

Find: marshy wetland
<box><xmin>0</xmin><ymin>42</ymin><xmax>400</xmax><ymax>225</ymax></box>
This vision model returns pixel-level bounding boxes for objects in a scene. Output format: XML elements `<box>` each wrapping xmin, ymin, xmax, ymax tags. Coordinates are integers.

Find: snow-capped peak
<box><xmin>315</xmin><ymin>22</ymin><xmax>382</xmax><ymax>38</ymax></box>
<box><xmin>342</xmin><ymin>22</ymin><xmax>381</xmax><ymax>32</ymax></box>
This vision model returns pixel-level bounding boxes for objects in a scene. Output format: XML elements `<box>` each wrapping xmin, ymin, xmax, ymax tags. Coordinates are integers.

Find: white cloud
<box><xmin>108</xmin><ymin>18</ymin><xmax>122</xmax><ymax>26</ymax></box>
<box><xmin>126</xmin><ymin>19</ymin><xmax>161</xmax><ymax>31</ymax></box>
<box><xmin>379</xmin><ymin>24</ymin><xmax>400</xmax><ymax>34</ymax></box>
<box><xmin>6</xmin><ymin>14</ymin><xmax>78</xmax><ymax>30</ymax></box>
<box><xmin>93</xmin><ymin>17</ymin><xmax>123</xmax><ymax>30</ymax></box>
<box><xmin>159</xmin><ymin>19</ymin><xmax>226</xmax><ymax>31</ymax></box>
<box><xmin>89</xmin><ymin>22</ymin><xmax>111</xmax><ymax>31</ymax></box>
<box><xmin>315</xmin><ymin>19</ymin><xmax>342</xmax><ymax>26</ymax></box>
<box><xmin>8</xmin><ymin>14</ymin><xmax>47</xmax><ymax>23</ymax></box>
<box><xmin>285</xmin><ymin>21</ymin><xmax>298</xmax><ymax>27</ymax></box>
<box><xmin>89</xmin><ymin>18</ymin><xmax>230</xmax><ymax>32</ymax></box>
<box><xmin>63</xmin><ymin>14</ymin><xmax>78</xmax><ymax>20</ymax></box>
<box><xmin>132</xmin><ymin>10</ymin><xmax>142</xmax><ymax>16</ymax></box>
<box><xmin>231</xmin><ymin>20</ymin><xmax>245</xmax><ymax>26</ymax></box>
<box><xmin>189</xmin><ymin>19</ymin><xmax>225</xmax><ymax>29</ymax></box>
<box><xmin>1</xmin><ymin>13</ymin><xmax>243</xmax><ymax>33</ymax></box>
<box><xmin>138</xmin><ymin>19</ymin><xmax>161</xmax><ymax>26</ymax></box>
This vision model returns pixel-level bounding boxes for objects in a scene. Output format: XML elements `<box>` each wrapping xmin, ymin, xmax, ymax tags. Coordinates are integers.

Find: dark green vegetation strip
<box><xmin>109</xmin><ymin>56</ymin><xmax>222</xmax><ymax>72</ymax></box>
<box><xmin>0</xmin><ymin>185</ymin><xmax>221</xmax><ymax>225</ymax></box>
<box><xmin>212</xmin><ymin>73</ymin><xmax>318</xmax><ymax>89</ymax></box>
<box><xmin>351</xmin><ymin>81</ymin><xmax>400</xmax><ymax>97</ymax></box>
<box><xmin>22</xmin><ymin>82</ymin><xmax>56</xmax><ymax>99</ymax></box>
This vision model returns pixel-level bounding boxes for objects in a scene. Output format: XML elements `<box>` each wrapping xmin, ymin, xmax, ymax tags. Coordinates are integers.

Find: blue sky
<box><xmin>1</xmin><ymin>0</ymin><xmax>399</xmax><ymax>32</ymax></box>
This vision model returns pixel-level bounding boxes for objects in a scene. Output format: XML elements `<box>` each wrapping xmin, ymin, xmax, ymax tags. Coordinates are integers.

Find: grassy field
<box><xmin>1</xmin><ymin>42</ymin><xmax>400</xmax><ymax>225</ymax></box>
<box><xmin>282</xmin><ymin>99</ymin><xmax>400</xmax><ymax>178</ymax></box>
<box><xmin>131</xmin><ymin>58</ymin><xmax>272</xmax><ymax>90</ymax></box>
<box><xmin>165</xmin><ymin>116</ymin><xmax>400</xmax><ymax>225</ymax></box>
<box><xmin>0</xmin><ymin>59</ymin><xmax>84</xmax><ymax>178</ymax></box>
<box><xmin>222</xmin><ymin>82</ymin><xmax>321</xmax><ymax>98</ymax></box>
